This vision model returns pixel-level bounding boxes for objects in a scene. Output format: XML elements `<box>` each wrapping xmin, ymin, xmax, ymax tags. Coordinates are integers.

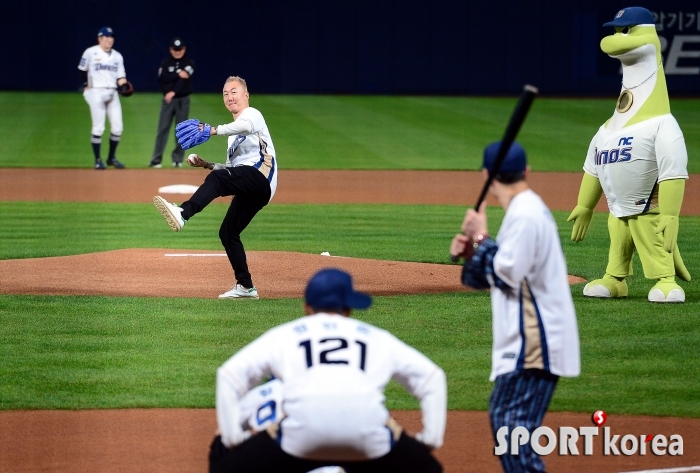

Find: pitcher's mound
<box><xmin>0</xmin><ymin>249</ymin><xmax>585</xmax><ymax>299</ymax></box>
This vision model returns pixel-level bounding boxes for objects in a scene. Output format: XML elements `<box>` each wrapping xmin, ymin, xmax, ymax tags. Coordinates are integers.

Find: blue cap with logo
<box><xmin>482</xmin><ymin>141</ymin><xmax>527</xmax><ymax>174</ymax></box>
<box><xmin>603</xmin><ymin>7</ymin><xmax>655</xmax><ymax>27</ymax></box>
<box><xmin>98</xmin><ymin>26</ymin><xmax>115</xmax><ymax>37</ymax></box>
<box><xmin>305</xmin><ymin>268</ymin><xmax>372</xmax><ymax>310</ymax></box>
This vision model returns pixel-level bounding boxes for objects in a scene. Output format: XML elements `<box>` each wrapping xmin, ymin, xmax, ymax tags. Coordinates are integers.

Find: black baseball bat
<box><xmin>450</xmin><ymin>84</ymin><xmax>539</xmax><ymax>262</ymax></box>
<box><xmin>475</xmin><ymin>84</ymin><xmax>539</xmax><ymax>209</ymax></box>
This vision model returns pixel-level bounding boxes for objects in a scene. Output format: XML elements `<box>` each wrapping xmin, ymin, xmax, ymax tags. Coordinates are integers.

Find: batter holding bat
<box><xmin>153</xmin><ymin>76</ymin><xmax>276</xmax><ymax>299</ymax></box>
<box><xmin>450</xmin><ymin>141</ymin><xmax>580</xmax><ymax>473</ymax></box>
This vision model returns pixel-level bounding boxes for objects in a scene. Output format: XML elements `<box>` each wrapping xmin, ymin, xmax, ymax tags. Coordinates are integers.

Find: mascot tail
<box><xmin>674</xmin><ymin>246</ymin><xmax>691</xmax><ymax>281</ymax></box>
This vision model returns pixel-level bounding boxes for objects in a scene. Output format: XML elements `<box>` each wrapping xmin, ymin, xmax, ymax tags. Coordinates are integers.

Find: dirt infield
<box><xmin>1</xmin><ymin>409</ymin><xmax>697</xmax><ymax>473</ymax></box>
<box><xmin>1</xmin><ymin>168</ymin><xmax>699</xmax><ymax>214</ymax></box>
<box><xmin>0</xmin><ymin>248</ymin><xmax>588</xmax><ymax>299</ymax></box>
<box><xmin>1</xmin><ymin>169</ymin><xmax>698</xmax><ymax>472</ymax></box>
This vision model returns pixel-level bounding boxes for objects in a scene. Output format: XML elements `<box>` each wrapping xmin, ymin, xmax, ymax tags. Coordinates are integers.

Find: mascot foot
<box><xmin>583</xmin><ymin>276</ymin><xmax>628</xmax><ymax>298</ymax></box>
<box><xmin>648</xmin><ymin>278</ymin><xmax>685</xmax><ymax>303</ymax></box>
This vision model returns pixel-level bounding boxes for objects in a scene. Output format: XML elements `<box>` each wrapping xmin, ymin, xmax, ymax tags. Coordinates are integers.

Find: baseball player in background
<box><xmin>210</xmin><ymin>268</ymin><xmax>446</xmax><ymax>473</ymax></box>
<box><xmin>153</xmin><ymin>76</ymin><xmax>276</xmax><ymax>299</ymax></box>
<box><xmin>450</xmin><ymin>142</ymin><xmax>580</xmax><ymax>473</ymax></box>
<box><xmin>78</xmin><ymin>27</ymin><xmax>130</xmax><ymax>169</ymax></box>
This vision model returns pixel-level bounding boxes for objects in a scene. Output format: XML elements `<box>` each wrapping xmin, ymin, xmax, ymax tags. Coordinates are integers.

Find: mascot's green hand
<box><xmin>567</xmin><ymin>205</ymin><xmax>593</xmax><ymax>242</ymax></box>
<box><xmin>568</xmin><ymin>173</ymin><xmax>603</xmax><ymax>242</ymax></box>
<box><xmin>655</xmin><ymin>215</ymin><xmax>679</xmax><ymax>253</ymax></box>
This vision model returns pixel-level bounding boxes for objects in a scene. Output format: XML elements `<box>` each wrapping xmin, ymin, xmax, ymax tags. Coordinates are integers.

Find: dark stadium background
<box><xmin>2</xmin><ymin>0</ymin><xmax>699</xmax><ymax>95</ymax></box>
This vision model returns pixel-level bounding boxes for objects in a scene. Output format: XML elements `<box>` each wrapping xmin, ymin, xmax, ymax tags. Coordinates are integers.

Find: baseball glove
<box><xmin>117</xmin><ymin>81</ymin><xmax>134</xmax><ymax>97</ymax></box>
<box><xmin>176</xmin><ymin>118</ymin><xmax>212</xmax><ymax>150</ymax></box>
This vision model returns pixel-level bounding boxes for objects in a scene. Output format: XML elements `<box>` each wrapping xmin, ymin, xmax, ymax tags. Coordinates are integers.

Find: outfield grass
<box><xmin>1</xmin><ymin>201</ymin><xmax>698</xmax><ymax>416</ymax></box>
<box><xmin>2</xmin><ymin>92</ymin><xmax>699</xmax><ymax>172</ymax></box>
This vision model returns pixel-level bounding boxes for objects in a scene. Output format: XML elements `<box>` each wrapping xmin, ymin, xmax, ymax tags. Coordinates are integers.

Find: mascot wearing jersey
<box><xmin>567</xmin><ymin>6</ymin><xmax>690</xmax><ymax>303</ymax></box>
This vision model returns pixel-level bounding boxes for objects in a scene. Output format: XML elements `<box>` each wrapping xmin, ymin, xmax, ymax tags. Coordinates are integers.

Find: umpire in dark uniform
<box><xmin>149</xmin><ymin>37</ymin><xmax>195</xmax><ymax>168</ymax></box>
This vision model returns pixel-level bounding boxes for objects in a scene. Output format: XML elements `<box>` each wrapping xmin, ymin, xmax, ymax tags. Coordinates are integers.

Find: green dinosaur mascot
<box><xmin>568</xmin><ymin>6</ymin><xmax>690</xmax><ymax>303</ymax></box>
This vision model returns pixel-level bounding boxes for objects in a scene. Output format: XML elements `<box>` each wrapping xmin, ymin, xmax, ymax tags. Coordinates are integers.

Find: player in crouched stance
<box><xmin>210</xmin><ymin>268</ymin><xmax>446</xmax><ymax>473</ymax></box>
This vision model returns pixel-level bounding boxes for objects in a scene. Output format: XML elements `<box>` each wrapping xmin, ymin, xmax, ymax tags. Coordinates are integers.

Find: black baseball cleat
<box><xmin>173</xmin><ymin>162</ymin><xmax>182</xmax><ymax>168</ymax></box>
<box><xmin>107</xmin><ymin>158</ymin><xmax>126</xmax><ymax>169</ymax></box>
<box><xmin>94</xmin><ymin>159</ymin><xmax>106</xmax><ymax>170</ymax></box>
<box><xmin>149</xmin><ymin>159</ymin><xmax>162</xmax><ymax>168</ymax></box>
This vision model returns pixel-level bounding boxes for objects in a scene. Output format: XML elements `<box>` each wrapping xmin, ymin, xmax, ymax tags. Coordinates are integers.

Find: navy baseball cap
<box><xmin>305</xmin><ymin>268</ymin><xmax>372</xmax><ymax>310</ymax></box>
<box><xmin>170</xmin><ymin>37</ymin><xmax>185</xmax><ymax>49</ymax></box>
<box><xmin>603</xmin><ymin>7</ymin><xmax>655</xmax><ymax>27</ymax></box>
<box><xmin>98</xmin><ymin>27</ymin><xmax>115</xmax><ymax>37</ymax></box>
<box><xmin>482</xmin><ymin>141</ymin><xmax>527</xmax><ymax>174</ymax></box>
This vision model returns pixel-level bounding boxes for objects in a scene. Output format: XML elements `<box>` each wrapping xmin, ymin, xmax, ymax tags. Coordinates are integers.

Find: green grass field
<box><xmin>1</xmin><ymin>92</ymin><xmax>699</xmax><ymax>418</ymax></box>
<box><xmin>2</xmin><ymin>92</ymin><xmax>699</xmax><ymax>172</ymax></box>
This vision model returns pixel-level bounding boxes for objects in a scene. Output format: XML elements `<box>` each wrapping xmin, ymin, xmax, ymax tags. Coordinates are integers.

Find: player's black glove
<box><xmin>117</xmin><ymin>81</ymin><xmax>134</xmax><ymax>97</ymax></box>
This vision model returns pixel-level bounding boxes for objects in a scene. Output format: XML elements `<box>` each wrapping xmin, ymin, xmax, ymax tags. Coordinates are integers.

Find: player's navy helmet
<box><xmin>98</xmin><ymin>27</ymin><xmax>115</xmax><ymax>37</ymax></box>
<box><xmin>603</xmin><ymin>7</ymin><xmax>655</xmax><ymax>27</ymax></box>
<box><xmin>482</xmin><ymin>141</ymin><xmax>527</xmax><ymax>174</ymax></box>
<box><xmin>305</xmin><ymin>268</ymin><xmax>372</xmax><ymax>310</ymax></box>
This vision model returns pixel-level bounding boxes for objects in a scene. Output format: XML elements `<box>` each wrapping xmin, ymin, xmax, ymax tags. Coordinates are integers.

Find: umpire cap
<box><xmin>305</xmin><ymin>268</ymin><xmax>372</xmax><ymax>310</ymax></box>
<box><xmin>482</xmin><ymin>141</ymin><xmax>527</xmax><ymax>174</ymax></box>
<box><xmin>603</xmin><ymin>7</ymin><xmax>655</xmax><ymax>27</ymax></box>
<box><xmin>170</xmin><ymin>37</ymin><xmax>186</xmax><ymax>50</ymax></box>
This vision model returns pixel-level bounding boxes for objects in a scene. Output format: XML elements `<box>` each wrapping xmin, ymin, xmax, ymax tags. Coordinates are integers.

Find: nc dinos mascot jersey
<box><xmin>568</xmin><ymin>6</ymin><xmax>690</xmax><ymax>303</ymax></box>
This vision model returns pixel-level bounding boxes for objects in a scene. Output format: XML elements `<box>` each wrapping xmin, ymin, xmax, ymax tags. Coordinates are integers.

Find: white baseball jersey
<box><xmin>583</xmin><ymin>114</ymin><xmax>688</xmax><ymax>218</ymax></box>
<box><xmin>489</xmin><ymin>189</ymin><xmax>580</xmax><ymax>381</ymax></box>
<box><xmin>78</xmin><ymin>45</ymin><xmax>125</xmax><ymax>89</ymax></box>
<box><xmin>216</xmin><ymin>313</ymin><xmax>446</xmax><ymax>461</ymax></box>
<box><xmin>215</xmin><ymin>107</ymin><xmax>278</xmax><ymax>200</ymax></box>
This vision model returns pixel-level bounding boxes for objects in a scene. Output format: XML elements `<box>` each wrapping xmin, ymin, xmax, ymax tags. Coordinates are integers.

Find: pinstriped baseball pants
<box><xmin>489</xmin><ymin>369</ymin><xmax>558</xmax><ymax>473</ymax></box>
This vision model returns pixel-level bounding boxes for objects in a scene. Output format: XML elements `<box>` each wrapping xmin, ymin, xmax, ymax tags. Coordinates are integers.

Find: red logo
<box><xmin>592</xmin><ymin>410</ymin><xmax>607</xmax><ymax>426</ymax></box>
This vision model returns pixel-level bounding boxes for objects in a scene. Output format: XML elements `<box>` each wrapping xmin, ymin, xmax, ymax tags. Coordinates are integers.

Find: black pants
<box><xmin>151</xmin><ymin>95</ymin><xmax>190</xmax><ymax>164</ymax></box>
<box><xmin>181</xmin><ymin>166</ymin><xmax>271</xmax><ymax>288</ymax></box>
<box><xmin>209</xmin><ymin>431</ymin><xmax>442</xmax><ymax>473</ymax></box>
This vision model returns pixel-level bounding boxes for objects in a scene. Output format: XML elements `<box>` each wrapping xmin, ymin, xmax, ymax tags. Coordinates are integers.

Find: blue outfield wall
<box><xmin>2</xmin><ymin>0</ymin><xmax>698</xmax><ymax>96</ymax></box>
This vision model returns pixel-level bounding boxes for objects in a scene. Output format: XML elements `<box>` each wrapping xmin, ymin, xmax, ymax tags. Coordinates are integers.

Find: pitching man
<box><xmin>210</xmin><ymin>268</ymin><xmax>446</xmax><ymax>473</ymax></box>
<box><xmin>78</xmin><ymin>26</ymin><xmax>132</xmax><ymax>169</ymax></box>
<box><xmin>153</xmin><ymin>76</ymin><xmax>276</xmax><ymax>299</ymax></box>
<box><xmin>451</xmin><ymin>142</ymin><xmax>580</xmax><ymax>473</ymax></box>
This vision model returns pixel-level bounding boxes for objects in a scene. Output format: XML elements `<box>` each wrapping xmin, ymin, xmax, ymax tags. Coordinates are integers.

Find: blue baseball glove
<box><xmin>176</xmin><ymin>119</ymin><xmax>213</xmax><ymax>150</ymax></box>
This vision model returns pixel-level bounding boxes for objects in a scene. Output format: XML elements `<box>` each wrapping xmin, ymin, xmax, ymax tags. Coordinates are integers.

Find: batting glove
<box><xmin>567</xmin><ymin>205</ymin><xmax>593</xmax><ymax>242</ymax></box>
<box><xmin>655</xmin><ymin>214</ymin><xmax>679</xmax><ymax>253</ymax></box>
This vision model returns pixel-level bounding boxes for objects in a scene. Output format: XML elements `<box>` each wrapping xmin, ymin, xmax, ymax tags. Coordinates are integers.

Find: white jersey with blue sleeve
<box><xmin>215</xmin><ymin>107</ymin><xmax>278</xmax><ymax>200</ymax></box>
<box><xmin>489</xmin><ymin>189</ymin><xmax>581</xmax><ymax>381</ymax></box>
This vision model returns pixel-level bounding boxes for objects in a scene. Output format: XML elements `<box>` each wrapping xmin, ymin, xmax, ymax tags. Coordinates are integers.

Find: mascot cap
<box><xmin>482</xmin><ymin>141</ymin><xmax>527</xmax><ymax>174</ymax></box>
<box><xmin>98</xmin><ymin>27</ymin><xmax>115</xmax><ymax>37</ymax></box>
<box><xmin>305</xmin><ymin>268</ymin><xmax>372</xmax><ymax>310</ymax></box>
<box><xmin>603</xmin><ymin>7</ymin><xmax>655</xmax><ymax>27</ymax></box>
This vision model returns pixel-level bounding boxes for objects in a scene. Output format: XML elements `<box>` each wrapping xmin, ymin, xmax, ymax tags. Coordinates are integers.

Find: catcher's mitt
<box><xmin>117</xmin><ymin>81</ymin><xmax>134</xmax><ymax>97</ymax></box>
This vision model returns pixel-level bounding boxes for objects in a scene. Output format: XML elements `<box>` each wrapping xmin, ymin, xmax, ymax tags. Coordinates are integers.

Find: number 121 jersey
<box><xmin>216</xmin><ymin>313</ymin><xmax>445</xmax><ymax>461</ymax></box>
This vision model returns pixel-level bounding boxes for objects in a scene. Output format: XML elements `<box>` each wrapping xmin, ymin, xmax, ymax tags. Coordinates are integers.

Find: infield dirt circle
<box><xmin>0</xmin><ymin>169</ymin><xmax>698</xmax><ymax>473</ymax></box>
